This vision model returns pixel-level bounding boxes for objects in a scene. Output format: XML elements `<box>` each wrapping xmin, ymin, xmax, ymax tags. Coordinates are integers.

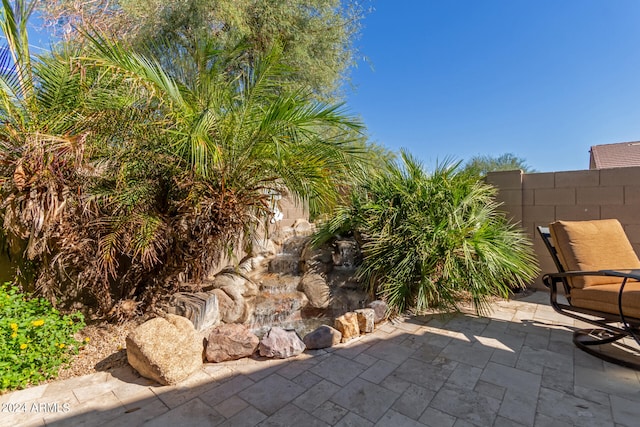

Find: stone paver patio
<box><xmin>2</xmin><ymin>291</ymin><xmax>640</xmax><ymax>427</ymax></box>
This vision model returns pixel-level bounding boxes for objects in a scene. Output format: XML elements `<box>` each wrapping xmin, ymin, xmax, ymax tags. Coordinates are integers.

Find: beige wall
<box><xmin>486</xmin><ymin>167</ymin><xmax>640</xmax><ymax>288</ymax></box>
<box><xmin>277</xmin><ymin>196</ymin><xmax>308</xmax><ymax>227</ymax></box>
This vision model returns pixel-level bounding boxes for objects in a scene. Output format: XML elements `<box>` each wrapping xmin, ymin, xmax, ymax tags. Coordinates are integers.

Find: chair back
<box><xmin>537</xmin><ymin>225</ymin><xmax>571</xmax><ymax>296</ymax></box>
<box><xmin>548</xmin><ymin>219</ymin><xmax>640</xmax><ymax>289</ymax></box>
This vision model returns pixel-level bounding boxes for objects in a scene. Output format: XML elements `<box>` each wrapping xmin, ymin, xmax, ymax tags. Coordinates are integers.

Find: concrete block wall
<box><xmin>277</xmin><ymin>196</ymin><xmax>308</xmax><ymax>227</ymax></box>
<box><xmin>487</xmin><ymin>167</ymin><xmax>640</xmax><ymax>288</ymax></box>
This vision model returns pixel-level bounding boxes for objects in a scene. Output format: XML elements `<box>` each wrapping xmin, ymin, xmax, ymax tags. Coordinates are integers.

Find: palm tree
<box><xmin>315</xmin><ymin>151</ymin><xmax>539</xmax><ymax>315</ymax></box>
<box><xmin>0</xmin><ymin>1</ymin><xmax>367</xmax><ymax>315</ymax></box>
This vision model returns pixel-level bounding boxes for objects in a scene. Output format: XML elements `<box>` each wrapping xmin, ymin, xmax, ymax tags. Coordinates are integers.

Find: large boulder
<box><xmin>205</xmin><ymin>324</ymin><xmax>259</xmax><ymax>363</ymax></box>
<box><xmin>259</xmin><ymin>327</ymin><xmax>306</xmax><ymax>359</ymax></box>
<box><xmin>298</xmin><ymin>273</ymin><xmax>331</xmax><ymax>309</ymax></box>
<box><xmin>334</xmin><ymin>312</ymin><xmax>360</xmax><ymax>343</ymax></box>
<box><xmin>126</xmin><ymin>314</ymin><xmax>203</xmax><ymax>385</ymax></box>
<box><xmin>303</xmin><ymin>325</ymin><xmax>342</xmax><ymax>350</ymax></box>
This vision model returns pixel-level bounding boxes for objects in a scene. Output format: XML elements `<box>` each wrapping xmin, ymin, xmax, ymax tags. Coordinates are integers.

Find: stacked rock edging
<box><xmin>303</xmin><ymin>300</ymin><xmax>388</xmax><ymax>348</ymax></box>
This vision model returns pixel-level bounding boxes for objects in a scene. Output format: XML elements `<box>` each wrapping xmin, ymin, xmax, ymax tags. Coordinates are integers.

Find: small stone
<box><xmin>355</xmin><ymin>308</ymin><xmax>375</xmax><ymax>333</ymax></box>
<box><xmin>126</xmin><ymin>314</ymin><xmax>203</xmax><ymax>385</ymax></box>
<box><xmin>368</xmin><ymin>300</ymin><xmax>388</xmax><ymax>323</ymax></box>
<box><xmin>259</xmin><ymin>327</ymin><xmax>306</xmax><ymax>359</ymax></box>
<box><xmin>205</xmin><ymin>324</ymin><xmax>259</xmax><ymax>362</ymax></box>
<box><xmin>334</xmin><ymin>312</ymin><xmax>360</xmax><ymax>343</ymax></box>
<box><xmin>303</xmin><ymin>325</ymin><xmax>342</xmax><ymax>349</ymax></box>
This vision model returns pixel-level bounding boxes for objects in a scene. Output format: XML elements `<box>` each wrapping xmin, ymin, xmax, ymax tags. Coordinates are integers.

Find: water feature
<box><xmin>244</xmin><ymin>233</ymin><xmax>369</xmax><ymax>337</ymax></box>
<box><xmin>248</xmin><ymin>274</ymin><xmax>330</xmax><ymax>337</ymax></box>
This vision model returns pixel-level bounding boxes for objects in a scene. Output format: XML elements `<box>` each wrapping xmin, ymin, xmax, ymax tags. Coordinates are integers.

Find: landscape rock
<box><xmin>212</xmin><ymin>288</ymin><xmax>245</xmax><ymax>324</ymax></box>
<box><xmin>334</xmin><ymin>312</ymin><xmax>360</xmax><ymax>343</ymax></box>
<box><xmin>355</xmin><ymin>308</ymin><xmax>375</xmax><ymax>333</ymax></box>
<box><xmin>250</xmin><ymin>238</ymin><xmax>277</xmax><ymax>257</ymax></box>
<box><xmin>205</xmin><ymin>272</ymin><xmax>259</xmax><ymax>324</ymax></box>
<box><xmin>168</xmin><ymin>292</ymin><xmax>220</xmax><ymax>331</ymax></box>
<box><xmin>205</xmin><ymin>324</ymin><xmax>259</xmax><ymax>362</ymax></box>
<box><xmin>298</xmin><ymin>273</ymin><xmax>331</xmax><ymax>309</ymax></box>
<box><xmin>259</xmin><ymin>327</ymin><xmax>306</xmax><ymax>358</ymax></box>
<box><xmin>281</xmin><ymin>236</ymin><xmax>310</xmax><ymax>258</ymax></box>
<box><xmin>269</xmin><ymin>254</ymin><xmax>300</xmax><ymax>275</ymax></box>
<box><xmin>292</xmin><ymin>219</ymin><xmax>315</xmax><ymax>236</ymax></box>
<box><xmin>301</xmin><ymin>243</ymin><xmax>333</xmax><ymax>274</ymax></box>
<box><xmin>126</xmin><ymin>314</ymin><xmax>203</xmax><ymax>385</ymax></box>
<box><xmin>303</xmin><ymin>325</ymin><xmax>342</xmax><ymax>349</ymax></box>
<box><xmin>368</xmin><ymin>300</ymin><xmax>388</xmax><ymax>323</ymax></box>
<box><xmin>332</xmin><ymin>238</ymin><xmax>362</xmax><ymax>268</ymax></box>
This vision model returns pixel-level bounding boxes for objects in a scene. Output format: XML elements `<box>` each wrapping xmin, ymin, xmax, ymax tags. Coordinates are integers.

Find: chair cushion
<box><xmin>571</xmin><ymin>281</ymin><xmax>640</xmax><ymax>319</ymax></box>
<box><xmin>549</xmin><ymin>219</ymin><xmax>640</xmax><ymax>289</ymax></box>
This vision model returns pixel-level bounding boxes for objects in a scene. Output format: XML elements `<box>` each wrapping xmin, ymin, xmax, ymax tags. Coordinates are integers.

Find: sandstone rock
<box><xmin>250</xmin><ymin>238</ymin><xmax>277</xmax><ymax>257</ymax></box>
<box><xmin>334</xmin><ymin>312</ymin><xmax>360</xmax><ymax>343</ymax></box>
<box><xmin>223</xmin><ymin>284</ymin><xmax>252</xmax><ymax>324</ymax></box>
<box><xmin>298</xmin><ymin>273</ymin><xmax>330</xmax><ymax>309</ymax></box>
<box><xmin>168</xmin><ymin>292</ymin><xmax>220</xmax><ymax>331</ymax></box>
<box><xmin>205</xmin><ymin>324</ymin><xmax>259</xmax><ymax>362</ymax></box>
<box><xmin>211</xmin><ymin>289</ymin><xmax>241</xmax><ymax>324</ymax></box>
<box><xmin>259</xmin><ymin>327</ymin><xmax>306</xmax><ymax>358</ymax></box>
<box><xmin>270</xmin><ymin>226</ymin><xmax>295</xmax><ymax>246</ymax></box>
<box><xmin>292</xmin><ymin>219</ymin><xmax>315</xmax><ymax>236</ymax></box>
<box><xmin>212</xmin><ymin>271</ymin><xmax>246</xmax><ymax>289</ymax></box>
<box><xmin>355</xmin><ymin>308</ymin><xmax>375</xmax><ymax>333</ymax></box>
<box><xmin>206</xmin><ymin>272</ymin><xmax>259</xmax><ymax>324</ymax></box>
<box><xmin>126</xmin><ymin>314</ymin><xmax>203</xmax><ymax>385</ymax></box>
<box><xmin>368</xmin><ymin>300</ymin><xmax>388</xmax><ymax>323</ymax></box>
<box><xmin>303</xmin><ymin>325</ymin><xmax>342</xmax><ymax>349</ymax></box>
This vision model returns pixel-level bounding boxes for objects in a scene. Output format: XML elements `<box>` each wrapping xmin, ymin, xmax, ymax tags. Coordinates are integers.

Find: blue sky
<box><xmin>346</xmin><ymin>0</ymin><xmax>640</xmax><ymax>172</ymax></box>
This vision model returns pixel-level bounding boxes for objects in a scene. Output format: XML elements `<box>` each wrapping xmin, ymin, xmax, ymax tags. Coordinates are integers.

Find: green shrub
<box><xmin>0</xmin><ymin>283</ymin><xmax>85</xmax><ymax>391</ymax></box>
<box><xmin>315</xmin><ymin>151</ymin><xmax>540</xmax><ymax>315</ymax></box>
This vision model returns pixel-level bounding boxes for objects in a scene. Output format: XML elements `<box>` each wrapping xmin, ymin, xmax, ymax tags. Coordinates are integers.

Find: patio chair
<box><xmin>537</xmin><ymin>219</ymin><xmax>640</xmax><ymax>369</ymax></box>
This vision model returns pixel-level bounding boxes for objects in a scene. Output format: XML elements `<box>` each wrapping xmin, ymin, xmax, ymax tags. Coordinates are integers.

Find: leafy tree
<box><xmin>0</xmin><ymin>0</ymin><xmax>367</xmax><ymax>315</ymax></box>
<box><xmin>463</xmin><ymin>153</ymin><xmax>535</xmax><ymax>177</ymax></box>
<box><xmin>314</xmin><ymin>152</ymin><xmax>539</xmax><ymax>315</ymax></box>
<box><xmin>38</xmin><ymin>0</ymin><xmax>366</xmax><ymax>100</ymax></box>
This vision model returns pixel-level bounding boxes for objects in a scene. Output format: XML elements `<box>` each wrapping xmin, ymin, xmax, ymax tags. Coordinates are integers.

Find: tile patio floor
<box><xmin>2</xmin><ymin>291</ymin><xmax>640</xmax><ymax>427</ymax></box>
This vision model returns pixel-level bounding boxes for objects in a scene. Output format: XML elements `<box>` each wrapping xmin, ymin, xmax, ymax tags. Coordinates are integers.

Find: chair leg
<box><xmin>574</xmin><ymin>328</ymin><xmax>640</xmax><ymax>370</ymax></box>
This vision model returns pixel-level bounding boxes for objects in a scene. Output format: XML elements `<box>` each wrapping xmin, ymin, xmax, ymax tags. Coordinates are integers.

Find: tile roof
<box><xmin>589</xmin><ymin>141</ymin><xmax>640</xmax><ymax>169</ymax></box>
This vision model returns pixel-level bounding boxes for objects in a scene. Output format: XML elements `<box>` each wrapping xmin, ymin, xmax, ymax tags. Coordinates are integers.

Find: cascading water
<box><xmin>246</xmin><ymin>234</ymin><xmax>368</xmax><ymax>337</ymax></box>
